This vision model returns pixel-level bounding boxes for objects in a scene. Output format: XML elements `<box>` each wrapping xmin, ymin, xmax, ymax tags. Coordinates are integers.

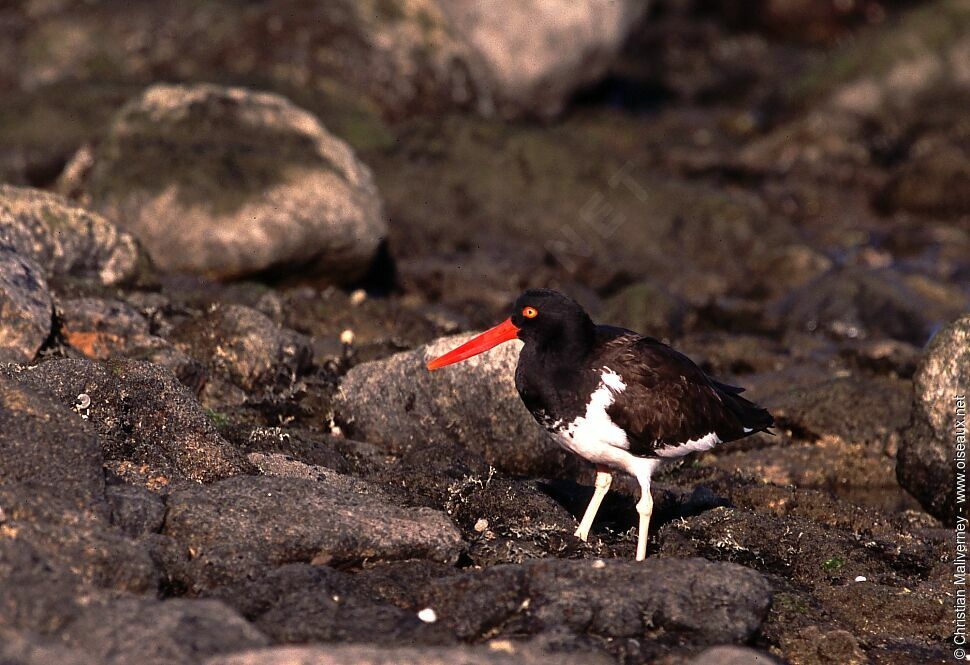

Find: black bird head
<box><xmin>427</xmin><ymin>288</ymin><xmax>594</xmax><ymax>370</ymax></box>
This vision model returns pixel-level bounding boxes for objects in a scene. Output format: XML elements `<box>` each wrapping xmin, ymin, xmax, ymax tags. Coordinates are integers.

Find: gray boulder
<box><xmin>335</xmin><ymin>333</ymin><xmax>580</xmax><ymax>478</ymax></box>
<box><xmin>0</xmin><ymin>184</ymin><xmax>141</xmax><ymax>285</ymax></box>
<box><xmin>897</xmin><ymin>314</ymin><xmax>970</xmax><ymax>524</ymax></box>
<box><xmin>82</xmin><ymin>83</ymin><xmax>387</xmax><ymax>282</ymax></box>
<box><xmin>0</xmin><ymin>247</ymin><xmax>51</xmax><ymax>364</ymax></box>
<box><xmin>440</xmin><ymin>0</ymin><xmax>648</xmax><ymax>118</ymax></box>
<box><xmin>163</xmin><ymin>475</ymin><xmax>463</xmax><ymax>590</ymax></box>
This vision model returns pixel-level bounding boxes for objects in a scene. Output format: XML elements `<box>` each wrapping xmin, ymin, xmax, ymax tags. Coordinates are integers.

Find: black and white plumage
<box><xmin>428</xmin><ymin>288</ymin><xmax>773</xmax><ymax>560</ymax></box>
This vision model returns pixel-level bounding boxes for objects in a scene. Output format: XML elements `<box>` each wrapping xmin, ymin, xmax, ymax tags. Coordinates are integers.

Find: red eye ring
<box><xmin>522</xmin><ymin>306</ymin><xmax>538</xmax><ymax>319</ymax></box>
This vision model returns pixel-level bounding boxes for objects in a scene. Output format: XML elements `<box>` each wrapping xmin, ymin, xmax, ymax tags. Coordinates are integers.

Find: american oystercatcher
<box><xmin>427</xmin><ymin>289</ymin><xmax>773</xmax><ymax>560</ymax></box>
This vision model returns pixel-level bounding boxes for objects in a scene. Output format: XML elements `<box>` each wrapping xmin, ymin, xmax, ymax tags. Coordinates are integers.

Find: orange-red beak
<box><xmin>426</xmin><ymin>318</ymin><xmax>520</xmax><ymax>370</ymax></box>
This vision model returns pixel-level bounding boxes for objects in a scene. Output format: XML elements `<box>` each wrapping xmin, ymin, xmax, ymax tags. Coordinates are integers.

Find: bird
<box><xmin>426</xmin><ymin>288</ymin><xmax>773</xmax><ymax>560</ymax></box>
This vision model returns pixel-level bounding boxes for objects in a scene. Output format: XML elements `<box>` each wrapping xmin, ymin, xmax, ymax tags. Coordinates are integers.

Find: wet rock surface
<box><xmin>0</xmin><ymin>2</ymin><xmax>967</xmax><ymax>664</ymax></box>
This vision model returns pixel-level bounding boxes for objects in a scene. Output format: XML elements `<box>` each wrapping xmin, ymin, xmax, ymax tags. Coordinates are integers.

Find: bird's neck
<box><xmin>525</xmin><ymin>318</ymin><xmax>596</xmax><ymax>371</ymax></box>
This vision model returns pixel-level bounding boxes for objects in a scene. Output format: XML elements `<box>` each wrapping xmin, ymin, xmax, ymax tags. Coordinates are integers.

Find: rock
<box><xmin>171</xmin><ymin>304</ymin><xmax>313</xmax><ymax>393</ymax></box>
<box><xmin>0</xmin><ymin>485</ymin><xmax>159</xmax><ymax>594</ymax></box>
<box><xmin>659</xmin><ymin>503</ymin><xmax>940</xmax><ymax>590</ymax></box>
<box><xmin>105</xmin><ymin>484</ymin><xmax>166</xmax><ymax>538</ymax></box>
<box><xmin>0</xmin><ymin>538</ymin><xmax>85</xmax><ymax>635</ymax></box>
<box><xmin>336</xmin><ymin>333</ymin><xmax>579</xmax><ymax>478</ymax></box>
<box><xmin>880</xmin><ymin>126</ymin><xmax>970</xmax><ymax>218</ymax></box>
<box><xmin>0</xmin><ymin>627</ymin><xmax>98</xmax><ymax>665</ymax></box>
<box><xmin>6</xmin><ymin>358</ymin><xmax>250</xmax><ymax>487</ymax></box>
<box><xmin>247</xmin><ymin>452</ymin><xmax>384</xmax><ymax>498</ymax></box>
<box><xmin>0</xmin><ymin>375</ymin><xmax>104</xmax><ymax>508</ymax></box>
<box><xmin>57</xmin><ymin>297</ymin><xmax>206</xmax><ymax>389</ymax></box>
<box><xmin>439</xmin><ymin>0</ymin><xmax>648</xmax><ymax>118</ymax></box>
<box><xmin>898</xmin><ymin>314</ymin><xmax>970</xmax><ymax>525</ymax></box>
<box><xmin>9</xmin><ymin>1</ymin><xmax>643</xmax><ymax>122</ymax></box>
<box><xmin>771</xmin><ymin>267</ymin><xmax>962</xmax><ymax>345</ymax></box>
<box><xmin>163</xmin><ymin>475</ymin><xmax>463</xmax><ymax>589</ymax></box>
<box><xmin>778</xmin><ymin>626</ymin><xmax>868</xmax><ymax>665</ymax></box>
<box><xmin>742</xmin><ymin>1</ymin><xmax>970</xmax><ymax>178</ymax></box>
<box><xmin>689</xmin><ymin>646</ymin><xmax>780</xmax><ymax>665</ymax></box>
<box><xmin>205</xmin><ymin>643</ymin><xmax>611</xmax><ymax>665</ymax></box>
<box><xmin>61</xmin><ymin>597</ymin><xmax>270</xmax><ymax>665</ymax></box>
<box><xmin>0</xmin><ymin>247</ymin><xmax>52</xmax><ymax>364</ymax></box>
<box><xmin>82</xmin><ymin>83</ymin><xmax>387</xmax><ymax>282</ymax></box>
<box><xmin>0</xmin><ymin>184</ymin><xmax>141</xmax><ymax>285</ymax></box>
<box><xmin>758</xmin><ymin>374</ymin><xmax>911</xmax><ymax>446</ymax></box>
<box><xmin>209</xmin><ymin>563</ymin><xmax>452</xmax><ymax>646</ymax></box>
<box><xmin>411</xmin><ymin>558</ymin><xmax>771</xmax><ymax>649</ymax></box>
<box><xmin>7</xmin><ymin>0</ymin><xmax>485</xmax><ymax>121</ymax></box>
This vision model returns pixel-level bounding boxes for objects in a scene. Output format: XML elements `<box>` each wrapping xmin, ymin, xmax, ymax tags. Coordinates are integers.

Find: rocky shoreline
<box><xmin>1</xmin><ymin>1</ymin><xmax>967</xmax><ymax>663</ymax></box>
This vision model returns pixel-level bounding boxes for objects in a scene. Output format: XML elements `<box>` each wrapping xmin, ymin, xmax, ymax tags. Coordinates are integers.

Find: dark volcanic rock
<box><xmin>0</xmin><ymin>538</ymin><xmax>85</xmax><ymax>635</ymax></box>
<box><xmin>410</xmin><ymin>557</ymin><xmax>771</xmax><ymax>649</ymax></box>
<box><xmin>759</xmin><ymin>373</ymin><xmax>911</xmax><ymax>445</ymax></box>
<box><xmin>105</xmin><ymin>484</ymin><xmax>166</xmax><ymax>538</ymax></box>
<box><xmin>0</xmin><ymin>247</ymin><xmax>52</xmax><ymax>364</ymax></box>
<box><xmin>62</xmin><ymin>597</ymin><xmax>270</xmax><ymax>665</ymax></box>
<box><xmin>7</xmin><ymin>358</ymin><xmax>251</xmax><ymax>487</ymax></box>
<box><xmin>58</xmin><ymin>297</ymin><xmax>205</xmax><ymax>386</ymax></box>
<box><xmin>82</xmin><ymin>83</ymin><xmax>387</xmax><ymax>282</ymax></box>
<box><xmin>210</xmin><ymin>563</ymin><xmax>452</xmax><ymax>646</ymax></box>
<box><xmin>205</xmin><ymin>643</ymin><xmax>611</xmax><ymax>665</ymax></box>
<box><xmin>771</xmin><ymin>267</ymin><xmax>963</xmax><ymax>345</ymax></box>
<box><xmin>659</xmin><ymin>500</ymin><xmax>942</xmax><ymax>589</ymax></box>
<box><xmin>163</xmin><ymin>475</ymin><xmax>463</xmax><ymax>589</ymax></box>
<box><xmin>0</xmin><ymin>184</ymin><xmax>141</xmax><ymax>285</ymax></box>
<box><xmin>0</xmin><ymin>627</ymin><xmax>97</xmax><ymax>665</ymax></box>
<box><xmin>172</xmin><ymin>303</ymin><xmax>313</xmax><ymax>393</ymax></box>
<box><xmin>898</xmin><ymin>314</ymin><xmax>970</xmax><ymax>525</ymax></box>
<box><xmin>0</xmin><ymin>485</ymin><xmax>158</xmax><ymax>594</ymax></box>
<box><xmin>0</xmin><ymin>375</ymin><xmax>104</xmax><ymax>508</ymax></box>
<box><xmin>336</xmin><ymin>334</ymin><xmax>580</xmax><ymax>478</ymax></box>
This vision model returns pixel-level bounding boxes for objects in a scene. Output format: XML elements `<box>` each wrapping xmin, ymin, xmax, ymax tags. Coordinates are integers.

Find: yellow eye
<box><xmin>522</xmin><ymin>306</ymin><xmax>538</xmax><ymax>319</ymax></box>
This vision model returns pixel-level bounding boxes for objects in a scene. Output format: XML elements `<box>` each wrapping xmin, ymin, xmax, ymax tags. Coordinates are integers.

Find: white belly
<box><xmin>547</xmin><ymin>368</ymin><xmax>633</xmax><ymax>470</ymax></box>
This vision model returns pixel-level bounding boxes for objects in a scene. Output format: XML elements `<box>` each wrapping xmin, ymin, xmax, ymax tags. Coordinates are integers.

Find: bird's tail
<box><xmin>715</xmin><ymin>381</ymin><xmax>774</xmax><ymax>433</ymax></box>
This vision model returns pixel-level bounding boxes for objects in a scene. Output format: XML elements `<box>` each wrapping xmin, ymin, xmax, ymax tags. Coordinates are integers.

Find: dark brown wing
<box><xmin>597</xmin><ymin>335</ymin><xmax>770</xmax><ymax>457</ymax></box>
